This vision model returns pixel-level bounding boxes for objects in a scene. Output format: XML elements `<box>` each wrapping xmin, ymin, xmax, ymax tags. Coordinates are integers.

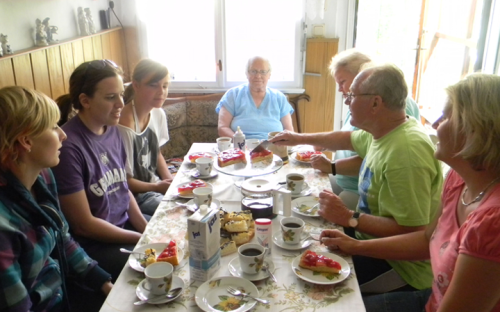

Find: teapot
<box><xmin>241</xmin><ymin>178</ymin><xmax>291</xmax><ymax>219</ymax></box>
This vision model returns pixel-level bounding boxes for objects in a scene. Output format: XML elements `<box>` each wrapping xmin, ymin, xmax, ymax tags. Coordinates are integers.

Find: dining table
<box><xmin>99</xmin><ymin>143</ymin><xmax>366</xmax><ymax>312</ymax></box>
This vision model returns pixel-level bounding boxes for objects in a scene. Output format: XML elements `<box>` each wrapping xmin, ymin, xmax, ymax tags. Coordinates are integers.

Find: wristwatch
<box><xmin>331</xmin><ymin>162</ymin><xmax>336</xmax><ymax>175</ymax></box>
<box><xmin>348</xmin><ymin>212</ymin><xmax>360</xmax><ymax>228</ymax></box>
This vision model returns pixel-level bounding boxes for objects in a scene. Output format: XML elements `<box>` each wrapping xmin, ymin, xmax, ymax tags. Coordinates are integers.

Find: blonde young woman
<box><xmin>118</xmin><ymin>59</ymin><xmax>173</xmax><ymax>216</ymax></box>
<box><xmin>0</xmin><ymin>86</ymin><xmax>112</xmax><ymax>311</ymax></box>
<box><xmin>320</xmin><ymin>74</ymin><xmax>500</xmax><ymax>312</ymax></box>
<box><xmin>52</xmin><ymin>60</ymin><xmax>148</xmax><ymax>282</ymax></box>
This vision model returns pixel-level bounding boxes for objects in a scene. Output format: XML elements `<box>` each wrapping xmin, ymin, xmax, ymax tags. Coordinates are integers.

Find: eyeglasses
<box><xmin>344</xmin><ymin>92</ymin><xmax>378</xmax><ymax>103</ymax></box>
<box><xmin>248</xmin><ymin>69</ymin><xmax>270</xmax><ymax>76</ymax></box>
<box><xmin>81</xmin><ymin>59</ymin><xmax>120</xmax><ymax>91</ymax></box>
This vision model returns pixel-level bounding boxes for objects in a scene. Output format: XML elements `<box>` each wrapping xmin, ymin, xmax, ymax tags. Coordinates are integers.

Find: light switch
<box><xmin>313</xmin><ymin>24</ymin><xmax>325</xmax><ymax>37</ymax></box>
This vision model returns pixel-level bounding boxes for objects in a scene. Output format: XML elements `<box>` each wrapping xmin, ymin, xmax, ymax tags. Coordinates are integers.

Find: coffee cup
<box><xmin>286</xmin><ymin>173</ymin><xmax>304</xmax><ymax>195</ymax></box>
<box><xmin>143</xmin><ymin>262</ymin><xmax>173</xmax><ymax>295</ymax></box>
<box><xmin>280</xmin><ymin>216</ymin><xmax>304</xmax><ymax>244</ymax></box>
<box><xmin>238</xmin><ymin>243</ymin><xmax>267</xmax><ymax>275</ymax></box>
<box><xmin>217</xmin><ymin>137</ymin><xmax>232</xmax><ymax>152</ymax></box>
<box><xmin>195</xmin><ymin>157</ymin><xmax>213</xmax><ymax>176</ymax></box>
<box><xmin>193</xmin><ymin>186</ymin><xmax>213</xmax><ymax>208</ymax></box>
<box><xmin>245</xmin><ymin>139</ymin><xmax>260</xmax><ymax>151</ymax></box>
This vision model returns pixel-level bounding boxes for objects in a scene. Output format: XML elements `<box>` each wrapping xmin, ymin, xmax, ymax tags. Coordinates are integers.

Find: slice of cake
<box><xmin>178</xmin><ymin>179</ymin><xmax>208</xmax><ymax>196</ymax></box>
<box><xmin>220</xmin><ymin>240</ymin><xmax>238</xmax><ymax>256</ymax></box>
<box><xmin>157</xmin><ymin>240</ymin><xmax>179</xmax><ymax>266</ymax></box>
<box><xmin>139</xmin><ymin>248</ymin><xmax>157</xmax><ymax>268</ymax></box>
<box><xmin>250</xmin><ymin>149</ymin><xmax>273</xmax><ymax>164</ymax></box>
<box><xmin>224</xmin><ymin>220</ymin><xmax>248</xmax><ymax>232</ymax></box>
<box><xmin>188</xmin><ymin>152</ymin><xmax>214</xmax><ymax>163</ymax></box>
<box><xmin>296</xmin><ymin>151</ymin><xmax>323</xmax><ymax>162</ymax></box>
<box><xmin>217</xmin><ymin>149</ymin><xmax>247</xmax><ymax>167</ymax></box>
<box><xmin>298</xmin><ymin>250</ymin><xmax>341</xmax><ymax>274</ymax></box>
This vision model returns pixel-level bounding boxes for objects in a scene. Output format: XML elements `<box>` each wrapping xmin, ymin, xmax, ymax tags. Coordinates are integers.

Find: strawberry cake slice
<box><xmin>249</xmin><ymin>149</ymin><xmax>273</xmax><ymax>164</ymax></box>
<box><xmin>298</xmin><ymin>250</ymin><xmax>342</xmax><ymax>274</ymax></box>
<box><xmin>157</xmin><ymin>240</ymin><xmax>179</xmax><ymax>266</ymax></box>
<box><xmin>296</xmin><ymin>151</ymin><xmax>323</xmax><ymax>162</ymax></box>
<box><xmin>217</xmin><ymin>149</ymin><xmax>247</xmax><ymax>167</ymax></box>
<box><xmin>177</xmin><ymin>179</ymin><xmax>208</xmax><ymax>196</ymax></box>
<box><xmin>188</xmin><ymin>152</ymin><xmax>214</xmax><ymax>163</ymax></box>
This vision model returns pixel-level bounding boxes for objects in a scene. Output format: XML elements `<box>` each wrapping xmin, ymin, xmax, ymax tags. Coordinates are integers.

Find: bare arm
<box><xmin>59</xmin><ymin>191</ymin><xmax>142</xmax><ymax>244</ymax></box>
<box><xmin>126</xmin><ymin>190</ymin><xmax>147</xmax><ymax>233</ymax></box>
<box><xmin>217</xmin><ymin>106</ymin><xmax>235</xmax><ymax>137</ymax></box>
<box><xmin>270</xmin><ymin>130</ymin><xmax>354</xmax><ymax>151</ymax></box>
<box><xmin>280</xmin><ymin>114</ymin><xmax>294</xmax><ymax>132</ymax></box>
<box><xmin>437</xmin><ymin>254</ymin><xmax>500</xmax><ymax>312</ymax></box>
<box><xmin>126</xmin><ymin>176</ymin><xmax>171</xmax><ymax>195</ymax></box>
<box><xmin>156</xmin><ymin>150</ymin><xmax>173</xmax><ymax>180</ymax></box>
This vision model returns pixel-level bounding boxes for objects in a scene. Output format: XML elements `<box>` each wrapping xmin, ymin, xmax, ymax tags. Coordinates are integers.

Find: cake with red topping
<box><xmin>178</xmin><ymin>179</ymin><xmax>208</xmax><ymax>196</ymax></box>
<box><xmin>298</xmin><ymin>250</ymin><xmax>342</xmax><ymax>274</ymax></box>
<box><xmin>188</xmin><ymin>152</ymin><xmax>214</xmax><ymax>163</ymax></box>
<box><xmin>296</xmin><ymin>151</ymin><xmax>323</xmax><ymax>162</ymax></box>
<box><xmin>249</xmin><ymin>149</ymin><xmax>273</xmax><ymax>164</ymax></box>
<box><xmin>217</xmin><ymin>149</ymin><xmax>247</xmax><ymax>167</ymax></box>
<box><xmin>157</xmin><ymin>240</ymin><xmax>179</xmax><ymax>266</ymax></box>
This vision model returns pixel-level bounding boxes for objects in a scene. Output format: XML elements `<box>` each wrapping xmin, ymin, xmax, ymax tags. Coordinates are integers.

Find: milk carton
<box><xmin>187</xmin><ymin>204</ymin><xmax>221</xmax><ymax>282</ymax></box>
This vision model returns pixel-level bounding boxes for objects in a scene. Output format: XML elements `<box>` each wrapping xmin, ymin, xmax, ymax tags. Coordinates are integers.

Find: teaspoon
<box><xmin>134</xmin><ymin>287</ymin><xmax>183</xmax><ymax>305</ymax></box>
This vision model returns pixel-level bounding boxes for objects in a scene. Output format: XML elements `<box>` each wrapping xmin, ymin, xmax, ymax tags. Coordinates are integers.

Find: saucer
<box><xmin>228</xmin><ymin>257</ymin><xmax>275</xmax><ymax>281</ymax></box>
<box><xmin>291</xmin><ymin>252</ymin><xmax>350</xmax><ymax>285</ymax></box>
<box><xmin>185</xmin><ymin>199</ymin><xmax>221</xmax><ymax>213</ymax></box>
<box><xmin>195</xmin><ymin>276</ymin><xmax>258</xmax><ymax>312</ymax></box>
<box><xmin>128</xmin><ymin>243</ymin><xmax>185</xmax><ymax>272</ymax></box>
<box><xmin>136</xmin><ymin>275</ymin><xmax>185</xmax><ymax>304</ymax></box>
<box><xmin>291</xmin><ymin>182</ymin><xmax>313</xmax><ymax>198</ymax></box>
<box><xmin>272</xmin><ymin>231</ymin><xmax>312</xmax><ymax>250</ymax></box>
<box><xmin>292</xmin><ymin>197</ymin><xmax>320</xmax><ymax>217</ymax></box>
<box><xmin>189</xmin><ymin>168</ymin><xmax>218</xmax><ymax>179</ymax></box>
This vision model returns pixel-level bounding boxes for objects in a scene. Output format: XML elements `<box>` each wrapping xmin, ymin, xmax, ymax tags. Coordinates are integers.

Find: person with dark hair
<box><xmin>52</xmin><ymin>59</ymin><xmax>148</xmax><ymax>282</ymax></box>
<box><xmin>270</xmin><ymin>64</ymin><xmax>442</xmax><ymax>295</ymax></box>
<box><xmin>321</xmin><ymin>73</ymin><xmax>500</xmax><ymax>312</ymax></box>
<box><xmin>117</xmin><ymin>59</ymin><xmax>172</xmax><ymax>215</ymax></box>
<box><xmin>0</xmin><ymin>86</ymin><xmax>112</xmax><ymax>311</ymax></box>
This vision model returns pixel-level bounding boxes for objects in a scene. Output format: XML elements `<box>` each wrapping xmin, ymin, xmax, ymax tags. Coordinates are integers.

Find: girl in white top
<box><xmin>118</xmin><ymin>59</ymin><xmax>173</xmax><ymax>216</ymax></box>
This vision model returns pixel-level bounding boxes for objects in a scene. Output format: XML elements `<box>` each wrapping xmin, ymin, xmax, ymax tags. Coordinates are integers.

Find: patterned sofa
<box><xmin>161</xmin><ymin>93</ymin><xmax>224</xmax><ymax>160</ymax></box>
<box><xmin>160</xmin><ymin>92</ymin><xmax>308</xmax><ymax>160</ymax></box>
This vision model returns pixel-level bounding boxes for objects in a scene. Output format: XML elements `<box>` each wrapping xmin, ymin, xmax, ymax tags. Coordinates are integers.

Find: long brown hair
<box><xmin>123</xmin><ymin>59</ymin><xmax>169</xmax><ymax>104</ymax></box>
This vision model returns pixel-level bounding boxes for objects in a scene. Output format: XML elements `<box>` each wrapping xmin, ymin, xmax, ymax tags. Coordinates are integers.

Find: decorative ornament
<box><xmin>35</xmin><ymin>19</ymin><xmax>49</xmax><ymax>47</ymax></box>
<box><xmin>85</xmin><ymin>8</ymin><xmax>96</xmax><ymax>34</ymax></box>
<box><xmin>77</xmin><ymin>7</ymin><xmax>90</xmax><ymax>36</ymax></box>
<box><xmin>1</xmin><ymin>34</ymin><xmax>14</xmax><ymax>55</ymax></box>
<box><xmin>42</xmin><ymin>18</ymin><xmax>59</xmax><ymax>44</ymax></box>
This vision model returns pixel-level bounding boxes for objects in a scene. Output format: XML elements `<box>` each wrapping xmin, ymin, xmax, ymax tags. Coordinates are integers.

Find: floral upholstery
<box><xmin>161</xmin><ymin>97</ymin><xmax>220</xmax><ymax>159</ymax></box>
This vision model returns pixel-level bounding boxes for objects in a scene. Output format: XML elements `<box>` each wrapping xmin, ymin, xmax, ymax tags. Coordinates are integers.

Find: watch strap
<box><xmin>331</xmin><ymin>162</ymin><xmax>336</xmax><ymax>175</ymax></box>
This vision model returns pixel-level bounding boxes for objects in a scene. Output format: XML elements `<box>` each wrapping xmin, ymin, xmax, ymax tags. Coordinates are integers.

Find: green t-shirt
<box><xmin>351</xmin><ymin>117</ymin><xmax>443</xmax><ymax>289</ymax></box>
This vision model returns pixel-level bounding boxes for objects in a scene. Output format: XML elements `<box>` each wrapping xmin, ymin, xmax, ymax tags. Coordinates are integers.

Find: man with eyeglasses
<box><xmin>270</xmin><ymin>64</ymin><xmax>443</xmax><ymax>297</ymax></box>
<box><xmin>215</xmin><ymin>56</ymin><xmax>294</xmax><ymax>140</ymax></box>
<box><xmin>313</xmin><ymin>49</ymin><xmax>421</xmax><ymax>211</ymax></box>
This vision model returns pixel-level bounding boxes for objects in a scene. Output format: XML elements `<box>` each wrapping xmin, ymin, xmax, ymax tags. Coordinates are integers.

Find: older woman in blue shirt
<box><xmin>216</xmin><ymin>56</ymin><xmax>295</xmax><ymax>140</ymax></box>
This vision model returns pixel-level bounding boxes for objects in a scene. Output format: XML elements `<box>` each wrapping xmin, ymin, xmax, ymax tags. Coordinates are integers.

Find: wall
<box><xmin>0</xmin><ymin>0</ymin><xmax>116</xmax><ymax>52</ymax></box>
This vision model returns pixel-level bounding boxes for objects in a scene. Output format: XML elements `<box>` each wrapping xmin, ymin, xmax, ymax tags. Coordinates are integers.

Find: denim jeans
<box><xmin>363</xmin><ymin>288</ymin><xmax>432</xmax><ymax>312</ymax></box>
<box><xmin>135</xmin><ymin>191</ymin><xmax>164</xmax><ymax>216</ymax></box>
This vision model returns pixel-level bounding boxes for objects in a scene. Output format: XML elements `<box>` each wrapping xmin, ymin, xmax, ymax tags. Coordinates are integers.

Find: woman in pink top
<box><xmin>320</xmin><ymin>73</ymin><xmax>500</xmax><ymax>312</ymax></box>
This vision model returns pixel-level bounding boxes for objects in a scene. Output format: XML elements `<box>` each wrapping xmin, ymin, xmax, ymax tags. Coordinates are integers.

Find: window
<box><xmin>136</xmin><ymin>0</ymin><xmax>305</xmax><ymax>91</ymax></box>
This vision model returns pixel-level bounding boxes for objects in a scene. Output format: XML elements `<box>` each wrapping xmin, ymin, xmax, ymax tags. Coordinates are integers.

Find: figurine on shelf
<box><xmin>1</xmin><ymin>34</ymin><xmax>13</xmax><ymax>55</ymax></box>
<box><xmin>35</xmin><ymin>19</ymin><xmax>49</xmax><ymax>47</ymax></box>
<box><xmin>42</xmin><ymin>18</ymin><xmax>59</xmax><ymax>44</ymax></box>
<box><xmin>78</xmin><ymin>7</ymin><xmax>90</xmax><ymax>36</ymax></box>
<box><xmin>84</xmin><ymin>8</ymin><xmax>96</xmax><ymax>34</ymax></box>
<box><xmin>0</xmin><ymin>43</ymin><xmax>3</xmax><ymax>57</ymax></box>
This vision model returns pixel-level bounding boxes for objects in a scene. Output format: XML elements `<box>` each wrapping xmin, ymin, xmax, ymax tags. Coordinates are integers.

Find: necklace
<box><xmin>461</xmin><ymin>177</ymin><xmax>500</xmax><ymax>206</ymax></box>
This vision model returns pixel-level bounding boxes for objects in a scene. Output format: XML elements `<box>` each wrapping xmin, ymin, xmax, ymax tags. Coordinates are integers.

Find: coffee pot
<box><xmin>241</xmin><ymin>178</ymin><xmax>291</xmax><ymax>219</ymax></box>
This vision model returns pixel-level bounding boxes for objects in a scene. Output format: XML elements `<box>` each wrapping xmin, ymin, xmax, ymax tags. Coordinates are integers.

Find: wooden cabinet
<box><xmin>299</xmin><ymin>38</ymin><xmax>339</xmax><ymax>134</ymax></box>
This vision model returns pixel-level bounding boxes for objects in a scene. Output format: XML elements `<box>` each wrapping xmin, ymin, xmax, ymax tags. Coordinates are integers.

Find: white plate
<box><xmin>292</xmin><ymin>197</ymin><xmax>320</xmax><ymax>217</ymax></box>
<box><xmin>184</xmin><ymin>199</ymin><xmax>221</xmax><ymax>213</ymax></box>
<box><xmin>128</xmin><ymin>243</ymin><xmax>185</xmax><ymax>273</ymax></box>
<box><xmin>195</xmin><ymin>276</ymin><xmax>259</xmax><ymax>312</ymax></box>
<box><xmin>189</xmin><ymin>168</ymin><xmax>219</xmax><ymax>179</ymax></box>
<box><xmin>272</xmin><ymin>231</ymin><xmax>312</xmax><ymax>250</ymax></box>
<box><xmin>291</xmin><ymin>182</ymin><xmax>312</xmax><ymax>198</ymax></box>
<box><xmin>136</xmin><ymin>275</ymin><xmax>185</xmax><ymax>304</ymax></box>
<box><xmin>184</xmin><ymin>151</ymin><xmax>217</xmax><ymax>165</ymax></box>
<box><xmin>291</xmin><ymin>252</ymin><xmax>350</xmax><ymax>285</ymax></box>
<box><xmin>174</xmin><ymin>181</ymin><xmax>213</xmax><ymax>199</ymax></box>
<box><xmin>290</xmin><ymin>151</ymin><xmax>325</xmax><ymax>164</ymax></box>
<box><xmin>213</xmin><ymin>153</ymin><xmax>283</xmax><ymax>178</ymax></box>
<box><xmin>228</xmin><ymin>257</ymin><xmax>275</xmax><ymax>282</ymax></box>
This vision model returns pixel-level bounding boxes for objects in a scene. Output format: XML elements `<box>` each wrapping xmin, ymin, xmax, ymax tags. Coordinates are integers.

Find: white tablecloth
<box><xmin>100</xmin><ymin>143</ymin><xmax>366</xmax><ymax>312</ymax></box>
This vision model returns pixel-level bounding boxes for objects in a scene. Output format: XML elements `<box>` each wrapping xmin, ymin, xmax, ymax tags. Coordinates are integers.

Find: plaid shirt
<box><xmin>0</xmin><ymin>169</ymin><xmax>111</xmax><ymax>312</ymax></box>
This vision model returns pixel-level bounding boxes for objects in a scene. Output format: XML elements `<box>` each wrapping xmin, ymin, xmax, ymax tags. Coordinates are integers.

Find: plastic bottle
<box><xmin>255</xmin><ymin>218</ymin><xmax>272</xmax><ymax>256</ymax></box>
<box><xmin>233</xmin><ymin>126</ymin><xmax>245</xmax><ymax>150</ymax></box>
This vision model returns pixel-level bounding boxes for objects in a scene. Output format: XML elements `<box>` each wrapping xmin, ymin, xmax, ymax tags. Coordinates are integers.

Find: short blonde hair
<box><xmin>445</xmin><ymin>73</ymin><xmax>500</xmax><ymax>174</ymax></box>
<box><xmin>329</xmin><ymin>49</ymin><xmax>373</xmax><ymax>76</ymax></box>
<box><xmin>0</xmin><ymin>86</ymin><xmax>60</xmax><ymax>170</ymax></box>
